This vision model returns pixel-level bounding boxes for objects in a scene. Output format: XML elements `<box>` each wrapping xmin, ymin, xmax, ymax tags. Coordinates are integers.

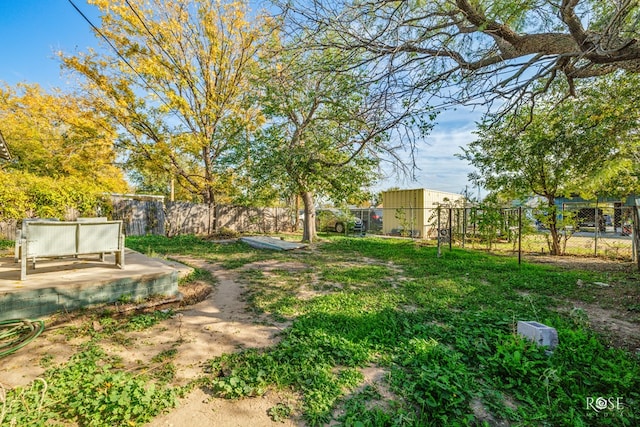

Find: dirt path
<box><xmin>143</xmin><ymin>256</ymin><xmax>301</xmax><ymax>426</ymax></box>
<box><xmin>1</xmin><ymin>256</ymin><xmax>302</xmax><ymax>426</ymax></box>
<box><xmin>116</xmin><ymin>257</ymin><xmax>286</xmax><ymax>383</ymax></box>
<box><xmin>3</xmin><ymin>252</ymin><xmax>638</xmax><ymax>426</ymax></box>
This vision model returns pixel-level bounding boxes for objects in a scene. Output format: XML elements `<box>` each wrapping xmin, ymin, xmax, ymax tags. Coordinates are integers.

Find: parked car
<box><xmin>369</xmin><ymin>208</ymin><xmax>383</xmax><ymax>231</ymax></box>
<box><xmin>576</xmin><ymin>208</ymin><xmax>606</xmax><ymax>232</ymax></box>
<box><xmin>349</xmin><ymin>208</ymin><xmax>383</xmax><ymax>232</ymax></box>
<box><xmin>317</xmin><ymin>208</ymin><xmax>364</xmax><ymax>233</ymax></box>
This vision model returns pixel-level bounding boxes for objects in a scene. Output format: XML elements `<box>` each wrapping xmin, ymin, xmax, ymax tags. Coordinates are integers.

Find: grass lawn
<box><xmin>3</xmin><ymin>234</ymin><xmax>639</xmax><ymax>426</ymax></box>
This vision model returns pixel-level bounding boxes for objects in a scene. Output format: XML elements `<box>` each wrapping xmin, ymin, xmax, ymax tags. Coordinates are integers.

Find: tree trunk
<box><xmin>294</xmin><ymin>194</ymin><xmax>301</xmax><ymax>232</ymax></box>
<box><xmin>301</xmin><ymin>191</ymin><xmax>317</xmax><ymax>243</ymax></box>
<box><xmin>546</xmin><ymin>196</ymin><xmax>562</xmax><ymax>255</ymax></box>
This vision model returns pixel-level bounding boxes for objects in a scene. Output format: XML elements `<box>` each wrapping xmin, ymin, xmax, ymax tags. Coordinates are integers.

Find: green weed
<box><xmin>126</xmin><ymin>310</ymin><xmax>174</xmax><ymax>331</ymax></box>
<box><xmin>2</xmin><ymin>343</ymin><xmax>177</xmax><ymax>426</ymax></box>
<box><xmin>29</xmin><ymin>234</ymin><xmax>636</xmax><ymax>426</ymax></box>
<box><xmin>199</xmin><ymin>236</ymin><xmax>640</xmax><ymax>426</ymax></box>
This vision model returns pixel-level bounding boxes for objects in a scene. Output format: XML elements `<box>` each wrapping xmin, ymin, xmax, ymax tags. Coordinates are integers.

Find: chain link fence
<box><xmin>351</xmin><ymin>205</ymin><xmax>638</xmax><ymax>263</ymax></box>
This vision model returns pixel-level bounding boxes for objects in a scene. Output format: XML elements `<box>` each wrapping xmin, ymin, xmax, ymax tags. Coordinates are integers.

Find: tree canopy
<box><xmin>247</xmin><ymin>35</ymin><xmax>430</xmax><ymax>241</ymax></box>
<box><xmin>460</xmin><ymin>75</ymin><xmax>640</xmax><ymax>201</ymax></box>
<box><xmin>0</xmin><ymin>83</ymin><xmax>126</xmax><ymax>189</ymax></box>
<box><xmin>0</xmin><ymin>83</ymin><xmax>128</xmax><ymax>219</ymax></box>
<box><xmin>61</xmin><ymin>0</ymin><xmax>273</xmax><ymax>204</ymax></box>
<box><xmin>459</xmin><ymin>75</ymin><xmax>640</xmax><ymax>253</ymax></box>
<box><xmin>277</xmin><ymin>0</ymin><xmax>640</xmax><ymax>114</ymax></box>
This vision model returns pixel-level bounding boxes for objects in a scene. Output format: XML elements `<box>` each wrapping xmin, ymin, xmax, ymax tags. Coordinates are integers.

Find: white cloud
<box><xmin>373</xmin><ymin>111</ymin><xmax>482</xmax><ymax>196</ymax></box>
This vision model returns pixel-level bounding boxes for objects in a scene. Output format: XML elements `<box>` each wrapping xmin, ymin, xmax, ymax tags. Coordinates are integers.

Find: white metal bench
<box><xmin>18</xmin><ymin>220</ymin><xmax>125</xmax><ymax>280</ymax></box>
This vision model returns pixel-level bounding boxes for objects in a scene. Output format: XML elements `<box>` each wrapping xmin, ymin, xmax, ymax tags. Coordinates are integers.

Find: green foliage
<box><xmin>248</xmin><ymin>36</ymin><xmax>429</xmax><ymax>240</ymax></box>
<box><xmin>126</xmin><ymin>310</ymin><xmax>174</xmax><ymax>331</ymax></box>
<box><xmin>180</xmin><ymin>235</ymin><xmax>640</xmax><ymax>426</ymax></box>
<box><xmin>0</xmin><ymin>83</ymin><xmax>128</xmax><ymax>220</ymax></box>
<box><xmin>474</xmin><ymin>195</ymin><xmax>506</xmax><ymax>249</ymax></box>
<box><xmin>460</xmin><ymin>77</ymin><xmax>640</xmax><ymax>254</ymax></box>
<box><xmin>2</xmin><ymin>344</ymin><xmax>176</xmax><ymax>426</ymax></box>
<box><xmin>394</xmin><ymin>208</ymin><xmax>413</xmax><ymax>237</ymax></box>
<box><xmin>460</xmin><ymin>77</ymin><xmax>640</xmax><ymax>201</ymax></box>
<box><xmin>337</xmin><ymin>385</ymin><xmax>407</xmax><ymax>426</ymax></box>
<box><xmin>267</xmin><ymin>402</ymin><xmax>293</xmax><ymax>423</ymax></box>
<box><xmin>210</xmin><ymin>227</ymin><xmax>240</xmax><ymax>240</ymax></box>
<box><xmin>0</xmin><ymin>170</ymin><xmax>116</xmax><ymax>220</ymax></box>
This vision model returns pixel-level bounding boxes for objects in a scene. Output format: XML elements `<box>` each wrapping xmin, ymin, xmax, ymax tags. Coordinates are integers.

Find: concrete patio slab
<box><xmin>0</xmin><ymin>249</ymin><xmax>192</xmax><ymax>321</ymax></box>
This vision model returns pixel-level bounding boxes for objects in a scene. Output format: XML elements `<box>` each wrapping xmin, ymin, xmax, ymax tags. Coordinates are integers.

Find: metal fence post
<box><xmin>518</xmin><ymin>206</ymin><xmax>522</xmax><ymax>265</ymax></box>
<box><xmin>462</xmin><ymin>208</ymin><xmax>467</xmax><ymax>248</ymax></box>
<box><xmin>449</xmin><ymin>208</ymin><xmax>453</xmax><ymax>251</ymax></box>
<box><xmin>594</xmin><ymin>206</ymin><xmax>599</xmax><ymax>257</ymax></box>
<box><xmin>437</xmin><ymin>206</ymin><xmax>442</xmax><ymax>258</ymax></box>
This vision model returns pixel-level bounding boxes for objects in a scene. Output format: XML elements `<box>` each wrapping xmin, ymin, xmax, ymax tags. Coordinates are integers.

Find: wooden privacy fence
<box><xmin>164</xmin><ymin>203</ymin><xmax>293</xmax><ymax>237</ymax></box>
<box><xmin>110</xmin><ymin>197</ymin><xmax>295</xmax><ymax>237</ymax></box>
<box><xmin>0</xmin><ymin>196</ymin><xmax>296</xmax><ymax>239</ymax></box>
<box><xmin>214</xmin><ymin>205</ymin><xmax>292</xmax><ymax>235</ymax></box>
<box><xmin>111</xmin><ymin>194</ymin><xmax>165</xmax><ymax>236</ymax></box>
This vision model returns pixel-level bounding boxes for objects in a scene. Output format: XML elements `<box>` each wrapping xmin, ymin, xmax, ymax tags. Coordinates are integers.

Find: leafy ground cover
<box><xmin>197</xmin><ymin>236</ymin><xmax>640</xmax><ymax>426</ymax></box>
<box><xmin>2</xmin><ymin>234</ymin><xmax>639</xmax><ymax>426</ymax></box>
<box><xmin>1</xmin><ymin>311</ymin><xmax>183</xmax><ymax>426</ymax></box>
<box><xmin>0</xmin><ymin>266</ymin><xmax>213</xmax><ymax>427</ymax></box>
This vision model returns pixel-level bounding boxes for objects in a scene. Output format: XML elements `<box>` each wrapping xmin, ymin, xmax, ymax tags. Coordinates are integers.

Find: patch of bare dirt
<box><xmin>525</xmin><ymin>255</ymin><xmax>640</xmax><ymax>353</ymax></box>
<box><xmin>470</xmin><ymin>398</ymin><xmax>510</xmax><ymax>427</ymax></box>
<box><xmin>1</xmin><ymin>255</ymin><xmax>303</xmax><ymax>426</ymax></box>
<box><xmin>142</xmin><ymin>256</ymin><xmax>301</xmax><ymax>426</ymax></box>
<box><xmin>524</xmin><ymin>254</ymin><xmax>637</xmax><ymax>272</ymax></box>
<box><xmin>564</xmin><ymin>302</ymin><xmax>640</xmax><ymax>352</ymax></box>
<box><xmin>241</xmin><ymin>259</ymin><xmax>309</xmax><ymax>273</ymax></box>
<box><xmin>152</xmin><ymin>387</ymin><xmax>300</xmax><ymax>427</ymax></box>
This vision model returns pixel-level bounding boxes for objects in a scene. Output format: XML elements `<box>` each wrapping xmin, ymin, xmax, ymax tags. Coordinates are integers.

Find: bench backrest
<box><xmin>78</xmin><ymin>222</ymin><xmax>122</xmax><ymax>253</ymax></box>
<box><xmin>76</xmin><ymin>217</ymin><xmax>109</xmax><ymax>223</ymax></box>
<box><xmin>25</xmin><ymin>221</ymin><xmax>123</xmax><ymax>258</ymax></box>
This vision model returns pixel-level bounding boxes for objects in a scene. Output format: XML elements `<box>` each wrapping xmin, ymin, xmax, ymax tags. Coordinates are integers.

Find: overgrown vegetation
<box><xmin>1</xmin><ymin>257</ymin><xmax>216</xmax><ymax>426</ymax></box>
<box><xmin>1</xmin><ymin>312</ymin><xmax>182</xmax><ymax>426</ymax></box>
<box><xmin>202</xmin><ymin>236</ymin><xmax>640</xmax><ymax>426</ymax></box>
<box><xmin>3</xmin><ymin>235</ymin><xmax>638</xmax><ymax>426</ymax></box>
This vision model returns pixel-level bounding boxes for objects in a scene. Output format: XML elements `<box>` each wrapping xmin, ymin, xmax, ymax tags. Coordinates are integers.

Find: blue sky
<box><xmin>0</xmin><ymin>0</ymin><xmax>479</xmax><ymax>196</ymax></box>
<box><xmin>0</xmin><ymin>0</ymin><xmax>101</xmax><ymax>89</ymax></box>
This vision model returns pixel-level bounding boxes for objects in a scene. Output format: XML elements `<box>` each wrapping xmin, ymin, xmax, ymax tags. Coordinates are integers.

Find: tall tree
<box><xmin>277</xmin><ymin>0</ymin><xmax>640</xmax><ymax>115</ymax></box>
<box><xmin>249</xmin><ymin>40</ymin><xmax>429</xmax><ymax>242</ymax></box>
<box><xmin>0</xmin><ymin>83</ymin><xmax>127</xmax><ymax>191</ymax></box>
<box><xmin>0</xmin><ymin>83</ymin><xmax>128</xmax><ymax>219</ymax></box>
<box><xmin>62</xmin><ymin>0</ymin><xmax>272</xmax><ymax>205</ymax></box>
<box><xmin>459</xmin><ymin>76</ymin><xmax>640</xmax><ymax>254</ymax></box>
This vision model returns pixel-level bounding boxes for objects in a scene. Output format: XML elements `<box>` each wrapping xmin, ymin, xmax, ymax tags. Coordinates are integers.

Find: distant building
<box><xmin>381</xmin><ymin>188</ymin><xmax>465</xmax><ymax>238</ymax></box>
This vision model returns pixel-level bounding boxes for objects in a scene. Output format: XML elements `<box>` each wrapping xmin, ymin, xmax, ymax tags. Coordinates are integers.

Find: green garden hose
<box><xmin>0</xmin><ymin>319</ymin><xmax>45</xmax><ymax>358</ymax></box>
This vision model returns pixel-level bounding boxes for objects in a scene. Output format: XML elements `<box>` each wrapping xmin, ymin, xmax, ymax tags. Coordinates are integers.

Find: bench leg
<box><xmin>20</xmin><ymin>239</ymin><xmax>27</xmax><ymax>280</ymax></box>
<box><xmin>121</xmin><ymin>235</ymin><xmax>126</xmax><ymax>268</ymax></box>
<box><xmin>116</xmin><ymin>247</ymin><xmax>125</xmax><ymax>269</ymax></box>
<box><xmin>14</xmin><ymin>230</ymin><xmax>21</xmax><ymax>263</ymax></box>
